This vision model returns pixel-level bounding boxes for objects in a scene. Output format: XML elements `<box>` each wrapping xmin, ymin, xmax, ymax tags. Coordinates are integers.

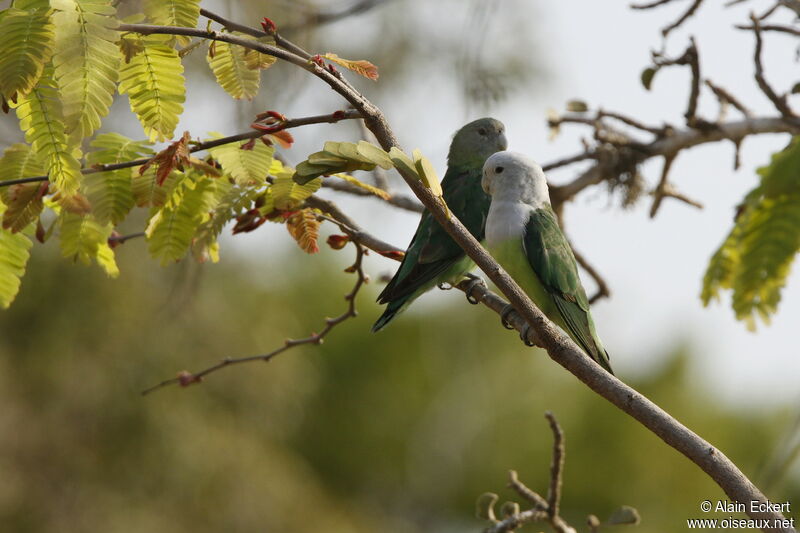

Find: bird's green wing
<box><xmin>522</xmin><ymin>207</ymin><xmax>612</xmax><ymax>373</ymax></box>
<box><xmin>377</xmin><ymin>167</ymin><xmax>489</xmax><ymax>303</ymax></box>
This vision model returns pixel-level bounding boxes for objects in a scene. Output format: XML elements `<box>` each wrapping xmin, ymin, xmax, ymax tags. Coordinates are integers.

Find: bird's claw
<box><xmin>461</xmin><ymin>273</ymin><xmax>485</xmax><ymax>305</ymax></box>
<box><xmin>520</xmin><ymin>324</ymin><xmax>536</xmax><ymax>347</ymax></box>
<box><xmin>500</xmin><ymin>304</ymin><xmax>516</xmax><ymax>330</ymax></box>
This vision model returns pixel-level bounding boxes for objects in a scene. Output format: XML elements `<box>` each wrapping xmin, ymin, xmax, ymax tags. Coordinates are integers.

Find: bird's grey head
<box><xmin>447</xmin><ymin>117</ymin><xmax>508</xmax><ymax>168</ymax></box>
<box><xmin>481</xmin><ymin>151</ymin><xmax>550</xmax><ymax>206</ymax></box>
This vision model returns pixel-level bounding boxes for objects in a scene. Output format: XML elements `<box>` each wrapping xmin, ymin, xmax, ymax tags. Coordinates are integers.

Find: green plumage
<box><xmin>522</xmin><ymin>208</ymin><xmax>612</xmax><ymax>373</ymax></box>
<box><xmin>372</xmin><ymin>118</ymin><xmax>507</xmax><ymax>331</ymax></box>
<box><xmin>482</xmin><ymin>150</ymin><xmax>612</xmax><ymax>373</ymax></box>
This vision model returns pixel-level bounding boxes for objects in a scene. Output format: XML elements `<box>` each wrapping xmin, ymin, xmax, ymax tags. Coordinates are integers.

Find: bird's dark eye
<box><xmin>478</xmin><ymin>128</ymin><xmax>487</xmax><ymax>135</ymax></box>
<box><xmin>495</xmin><ymin>166</ymin><xmax>504</xmax><ymax>174</ymax></box>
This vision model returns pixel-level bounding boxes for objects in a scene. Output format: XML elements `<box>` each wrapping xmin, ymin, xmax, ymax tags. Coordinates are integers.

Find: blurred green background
<box><xmin>1</xmin><ymin>0</ymin><xmax>798</xmax><ymax>531</ymax></box>
<box><xmin>0</xmin><ymin>242</ymin><xmax>797</xmax><ymax>532</ymax></box>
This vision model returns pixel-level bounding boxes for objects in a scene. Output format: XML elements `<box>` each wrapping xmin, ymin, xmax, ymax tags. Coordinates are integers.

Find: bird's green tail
<box><xmin>371</xmin><ymin>297</ymin><xmax>408</xmax><ymax>332</ymax></box>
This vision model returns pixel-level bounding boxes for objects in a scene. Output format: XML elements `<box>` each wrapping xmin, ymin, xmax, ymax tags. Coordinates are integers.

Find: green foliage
<box><xmin>132</xmin><ymin>167</ymin><xmax>184</xmax><ymax>208</ymax></box>
<box><xmin>207</xmin><ymin>134</ymin><xmax>273</xmax><ymax>184</ymax></box>
<box><xmin>0</xmin><ymin>6</ymin><xmax>54</xmax><ymax>101</ymax></box>
<box><xmin>0</xmin><ymin>144</ymin><xmax>46</xmax><ymax>232</ymax></box>
<box><xmin>58</xmin><ymin>211</ymin><xmax>119</xmax><ymax>277</ymax></box>
<box><xmin>272</xmin><ymin>159</ymin><xmax>322</xmax><ymax>210</ymax></box>
<box><xmin>51</xmin><ymin>0</ymin><xmax>120</xmax><ymax>142</ymax></box>
<box><xmin>118</xmin><ymin>36</ymin><xmax>186</xmax><ymax>142</ymax></box>
<box><xmin>2</xmin><ymin>183</ymin><xmax>44</xmax><ymax>233</ymax></box>
<box><xmin>702</xmin><ymin>137</ymin><xmax>800</xmax><ymax>328</ymax></box>
<box><xmin>294</xmin><ymin>141</ymin><xmax>393</xmax><ymax>185</ymax></box>
<box><xmin>0</xmin><ymin>196</ymin><xmax>32</xmax><ymax>308</ymax></box>
<box><xmin>206</xmin><ymin>39</ymin><xmax>261</xmax><ymax>100</ymax></box>
<box><xmin>143</xmin><ymin>0</ymin><xmax>200</xmax><ymax>46</ymax></box>
<box><xmin>0</xmin><ymin>4</ymin><xmax>396</xmax><ymax>308</ymax></box>
<box><xmin>11</xmin><ymin>67</ymin><xmax>83</xmax><ymax>196</ymax></box>
<box><xmin>83</xmin><ymin>133</ymin><xmax>154</xmax><ymax>225</ymax></box>
<box><xmin>146</xmin><ymin>173</ymin><xmax>221</xmax><ymax>265</ymax></box>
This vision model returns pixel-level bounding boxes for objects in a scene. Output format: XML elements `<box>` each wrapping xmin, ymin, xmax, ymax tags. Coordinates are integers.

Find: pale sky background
<box><xmin>57</xmin><ymin>0</ymin><xmax>799</xmax><ymax>407</ymax></box>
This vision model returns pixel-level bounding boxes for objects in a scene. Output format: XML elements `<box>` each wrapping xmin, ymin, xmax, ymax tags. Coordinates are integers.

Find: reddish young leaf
<box><xmin>322</xmin><ymin>53</ymin><xmax>379</xmax><ymax>81</ymax></box>
<box><xmin>326</xmin><ymin>234</ymin><xmax>350</xmax><ymax>250</ymax></box>
<box><xmin>139</xmin><ymin>131</ymin><xmax>192</xmax><ymax>185</ymax></box>
<box><xmin>35</xmin><ymin>218</ymin><xmax>46</xmax><ymax>243</ymax></box>
<box><xmin>260</xmin><ymin>17</ymin><xmax>277</xmax><ymax>34</ymax></box>
<box><xmin>286</xmin><ymin>208</ymin><xmax>320</xmax><ymax>254</ymax></box>
<box><xmin>268</xmin><ymin>130</ymin><xmax>294</xmax><ymax>149</ymax></box>
<box><xmin>2</xmin><ymin>182</ymin><xmax>46</xmax><ymax>232</ymax></box>
<box><xmin>378</xmin><ymin>249</ymin><xmax>405</xmax><ymax>261</ymax></box>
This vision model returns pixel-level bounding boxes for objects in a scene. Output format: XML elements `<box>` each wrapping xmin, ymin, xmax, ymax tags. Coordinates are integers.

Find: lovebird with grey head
<box><xmin>481</xmin><ymin>151</ymin><xmax>613</xmax><ymax>373</ymax></box>
<box><xmin>372</xmin><ymin>118</ymin><xmax>507</xmax><ymax>331</ymax></box>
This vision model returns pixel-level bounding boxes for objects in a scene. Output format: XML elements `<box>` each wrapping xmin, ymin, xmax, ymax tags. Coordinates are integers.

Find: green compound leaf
<box><xmin>271</xmin><ymin>159</ymin><xmax>321</xmax><ymax>210</ymax></box>
<box><xmin>702</xmin><ymin>137</ymin><xmax>800</xmax><ymax>329</ymax></box>
<box><xmin>0</xmin><ymin>144</ymin><xmax>47</xmax><ymax>232</ymax></box>
<box><xmin>206</xmin><ymin>39</ymin><xmax>260</xmax><ymax>100</ymax></box>
<box><xmin>146</xmin><ymin>174</ymin><xmax>221</xmax><ymax>265</ymax></box>
<box><xmin>11</xmin><ymin>67</ymin><xmax>83</xmax><ymax>196</ymax></box>
<box><xmin>143</xmin><ymin>0</ymin><xmax>200</xmax><ymax>46</ymax></box>
<box><xmin>192</xmin><ymin>179</ymin><xmax>267</xmax><ymax>263</ymax></box>
<box><xmin>293</xmin><ymin>140</ymin><xmax>392</xmax><ymax>185</ymax></box>
<box><xmin>118</xmin><ymin>37</ymin><xmax>186</xmax><ymax>142</ymax></box>
<box><xmin>132</xmin><ymin>167</ymin><xmax>184</xmax><ymax>208</ymax></box>
<box><xmin>0</xmin><ymin>6</ymin><xmax>54</xmax><ymax>100</ymax></box>
<box><xmin>84</xmin><ymin>133</ymin><xmax>154</xmax><ymax>225</ymax></box>
<box><xmin>207</xmin><ymin>133</ymin><xmax>274</xmax><ymax>184</ymax></box>
<box><xmin>51</xmin><ymin>0</ymin><xmax>120</xmax><ymax>142</ymax></box>
<box><xmin>0</xmin><ymin>202</ymin><xmax>33</xmax><ymax>309</ymax></box>
<box><xmin>58</xmin><ymin>211</ymin><xmax>119</xmax><ymax>277</ymax></box>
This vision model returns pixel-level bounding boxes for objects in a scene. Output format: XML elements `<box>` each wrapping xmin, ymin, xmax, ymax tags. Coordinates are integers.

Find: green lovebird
<box><xmin>372</xmin><ymin>117</ymin><xmax>508</xmax><ymax>332</ymax></box>
<box><xmin>481</xmin><ymin>151</ymin><xmax>613</xmax><ymax>373</ymax></box>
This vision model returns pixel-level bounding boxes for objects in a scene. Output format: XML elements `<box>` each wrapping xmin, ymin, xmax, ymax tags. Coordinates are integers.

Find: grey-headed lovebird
<box><xmin>481</xmin><ymin>151</ymin><xmax>613</xmax><ymax>373</ymax></box>
<box><xmin>372</xmin><ymin>118</ymin><xmax>507</xmax><ymax>331</ymax></box>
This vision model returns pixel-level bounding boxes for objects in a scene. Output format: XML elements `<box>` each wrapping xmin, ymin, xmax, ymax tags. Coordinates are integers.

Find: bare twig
<box><xmin>598</xmin><ymin>109</ymin><xmax>667</xmax><ymax>136</ymax></box>
<box><xmin>508</xmin><ymin>470</ymin><xmax>549</xmax><ymax>510</ymax></box>
<box><xmin>650</xmin><ymin>152</ymin><xmax>678</xmax><ymax>217</ymax></box>
<box><xmin>684</xmin><ymin>38</ymin><xmax>702</xmax><ymax>125</ymax></box>
<box><xmin>630</xmin><ymin>0</ymin><xmax>677</xmax><ymax>9</ymax></box>
<box><xmin>545</xmin><ymin>412</ymin><xmax>565</xmax><ymax>519</ymax></box>
<box><xmin>552</xmin><ymin>115</ymin><xmax>800</xmax><ymax>204</ymax></box>
<box><xmin>108</xmin><ymin>232</ymin><xmax>145</xmax><ymax>245</ymax></box>
<box><xmin>142</xmin><ymin>234</ymin><xmax>368</xmax><ymax>395</ymax></box>
<box><xmin>736</xmin><ymin>23</ymin><xmax>800</xmax><ymax>37</ymax></box>
<box><xmin>661</xmin><ymin>185</ymin><xmax>704</xmax><ymax>210</ymax></box>
<box><xmin>322</xmin><ymin>179</ymin><xmax>423</xmax><ymax>213</ymax></box>
<box><xmin>662</xmin><ymin>0</ymin><xmax>705</xmax><ymax>37</ymax></box>
<box><xmin>631</xmin><ymin>0</ymin><xmax>705</xmax><ymax>37</ymax></box>
<box><xmin>0</xmin><ymin>110</ymin><xmax>363</xmax><ymax>188</ymax></box>
<box><xmin>705</xmin><ymin>79</ymin><xmax>753</xmax><ymax>118</ymax></box>
<box><xmin>749</xmin><ymin>14</ymin><xmax>795</xmax><ymax>118</ymax></box>
<box><xmin>541</xmin><ymin>152</ymin><xmax>597</xmax><ymax>172</ymax></box>
<box><xmin>482</xmin><ymin>415</ymin><xmax>576</xmax><ymax>533</ymax></box>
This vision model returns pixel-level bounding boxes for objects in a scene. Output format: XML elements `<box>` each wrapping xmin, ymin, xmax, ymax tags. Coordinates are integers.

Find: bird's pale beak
<box><xmin>498</xmin><ymin>132</ymin><xmax>508</xmax><ymax>151</ymax></box>
<box><xmin>481</xmin><ymin>173</ymin><xmax>492</xmax><ymax>195</ymax></box>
